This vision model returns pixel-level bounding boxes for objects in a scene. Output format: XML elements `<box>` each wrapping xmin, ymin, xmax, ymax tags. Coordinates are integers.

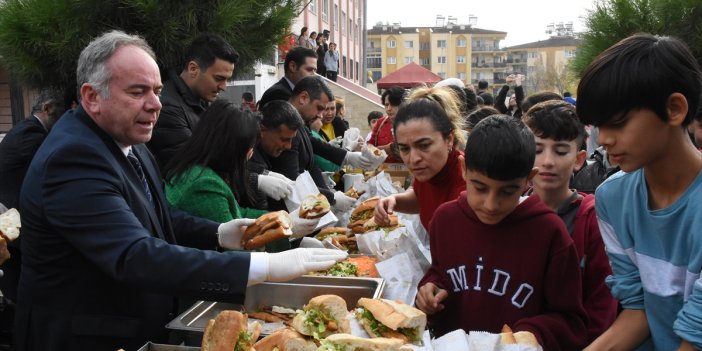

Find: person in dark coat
<box><xmin>258</xmin><ymin>46</ymin><xmax>318</xmax><ymax>109</ymax></box>
<box><xmin>147</xmin><ymin>33</ymin><xmax>239</xmax><ymax>171</ymax></box>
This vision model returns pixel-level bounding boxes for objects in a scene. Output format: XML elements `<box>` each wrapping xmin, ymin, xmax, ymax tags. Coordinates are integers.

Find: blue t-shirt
<box><xmin>596</xmin><ymin>169</ymin><xmax>702</xmax><ymax>350</ymax></box>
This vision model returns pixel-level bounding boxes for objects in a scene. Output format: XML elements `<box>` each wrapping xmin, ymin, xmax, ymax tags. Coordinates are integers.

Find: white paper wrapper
<box><xmin>432</xmin><ymin>329</ymin><xmax>470</xmax><ymax>350</ymax></box>
<box><xmin>375</xmin><ymin>252</ymin><xmax>423</xmax><ymax>305</ymax></box>
<box><xmin>375</xmin><ymin>171</ymin><xmax>402</xmax><ymax>197</ymax></box>
<box><xmin>409</xmin><ymin>330</ymin><xmax>434</xmax><ymax>351</ymax></box>
<box><xmin>284</xmin><ymin>171</ymin><xmax>338</xmax><ymax>230</ymax></box>
<box><xmin>343</xmin><ymin>128</ymin><xmax>365</xmax><ymax>152</ymax></box>
<box><xmin>361</xmin><ymin>143</ymin><xmax>387</xmax><ymax>171</ymax></box>
<box><xmin>346</xmin><ymin>311</ymin><xmax>371</xmax><ymax>338</ymax></box>
<box><xmin>467</xmin><ymin>331</ymin><xmax>500</xmax><ymax>350</ymax></box>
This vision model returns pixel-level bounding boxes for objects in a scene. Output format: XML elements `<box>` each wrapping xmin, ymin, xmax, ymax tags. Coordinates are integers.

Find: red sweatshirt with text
<box><xmin>418</xmin><ymin>193</ymin><xmax>588</xmax><ymax>350</ymax></box>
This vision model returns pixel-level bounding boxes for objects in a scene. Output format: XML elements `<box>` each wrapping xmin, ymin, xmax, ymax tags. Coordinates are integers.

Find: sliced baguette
<box><xmin>0</xmin><ymin>208</ymin><xmax>20</xmax><ymax>241</ymax></box>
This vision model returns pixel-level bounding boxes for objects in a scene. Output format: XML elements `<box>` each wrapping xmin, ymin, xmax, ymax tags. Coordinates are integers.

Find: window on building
<box><xmin>565</xmin><ymin>49</ymin><xmax>577</xmax><ymax>58</ymax></box>
<box><xmin>356</xmin><ymin>61</ymin><xmax>359</xmax><ymax>81</ymax></box>
<box><xmin>438</xmin><ymin>72</ymin><xmax>446</xmax><ymax>79</ymax></box>
<box><xmin>456</xmin><ymin>38</ymin><xmax>466</xmax><ymax>47</ymax></box>
<box><xmin>388</xmin><ymin>56</ymin><xmax>396</xmax><ymax>64</ymax></box>
<box><xmin>334</xmin><ymin>3</ymin><xmax>338</xmax><ymax>30</ymax></box>
<box><xmin>322</xmin><ymin>0</ymin><xmax>329</xmax><ymax>21</ymax></box>
<box><xmin>437</xmin><ymin>40</ymin><xmax>447</xmax><ymax>48</ymax></box>
<box><xmin>387</xmin><ymin>40</ymin><xmax>396</xmax><ymax>48</ymax></box>
<box><xmin>309</xmin><ymin>0</ymin><xmax>316</xmax><ymax>13</ymax></box>
<box><xmin>437</xmin><ymin>56</ymin><xmax>446</xmax><ymax>64</ymax></box>
<box><xmin>420</xmin><ymin>57</ymin><xmax>430</xmax><ymax>66</ymax></box>
<box><xmin>404</xmin><ymin>40</ymin><xmax>413</xmax><ymax>48</ymax></box>
<box><xmin>367</xmin><ymin>56</ymin><xmax>382</xmax><ymax>68</ymax></box>
<box><xmin>528</xmin><ymin>52</ymin><xmax>538</xmax><ymax>59</ymax></box>
<box><xmin>420</xmin><ymin>42</ymin><xmax>430</xmax><ymax>51</ymax></box>
<box><xmin>458</xmin><ymin>72</ymin><xmax>466</xmax><ymax>80</ymax></box>
<box><xmin>349</xmin><ymin>18</ymin><xmax>353</xmax><ymax>39</ymax></box>
<box><xmin>341</xmin><ymin>12</ymin><xmax>346</xmax><ymax>36</ymax></box>
<box><xmin>457</xmin><ymin>56</ymin><xmax>466</xmax><ymax>64</ymax></box>
<box><xmin>350</xmin><ymin>59</ymin><xmax>354</xmax><ymax>79</ymax></box>
<box><xmin>404</xmin><ymin>56</ymin><xmax>414</xmax><ymax>64</ymax></box>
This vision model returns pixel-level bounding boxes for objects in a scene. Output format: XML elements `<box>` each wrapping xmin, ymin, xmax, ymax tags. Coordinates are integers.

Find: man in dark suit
<box><xmin>0</xmin><ymin>90</ymin><xmax>66</xmax><ymax>346</ymax></box>
<box><xmin>15</xmin><ymin>30</ymin><xmax>345</xmax><ymax>351</ymax></box>
<box><xmin>257</xmin><ymin>46</ymin><xmax>318</xmax><ymax>109</ymax></box>
<box><xmin>147</xmin><ymin>34</ymin><xmax>239</xmax><ymax>171</ymax></box>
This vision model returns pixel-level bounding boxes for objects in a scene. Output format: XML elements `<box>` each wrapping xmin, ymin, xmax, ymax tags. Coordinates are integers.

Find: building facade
<box><xmin>505</xmin><ymin>36</ymin><xmax>581</xmax><ymax>94</ymax></box>
<box><xmin>292</xmin><ymin>0</ymin><xmax>366</xmax><ymax>84</ymax></box>
<box><xmin>366</xmin><ymin>22</ymin><xmax>507</xmax><ymax>87</ymax></box>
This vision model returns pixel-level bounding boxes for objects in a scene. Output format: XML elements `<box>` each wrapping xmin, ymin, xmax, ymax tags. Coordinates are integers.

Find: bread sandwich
<box><xmin>355</xmin><ymin>298</ymin><xmax>426</xmax><ymax>345</ymax></box>
<box><xmin>201</xmin><ymin>310</ymin><xmax>261</xmax><ymax>351</ymax></box>
<box><xmin>0</xmin><ymin>208</ymin><xmax>20</xmax><ymax>241</ymax></box>
<box><xmin>241</xmin><ymin>211</ymin><xmax>292</xmax><ymax>250</ymax></box>
<box><xmin>361</xmin><ymin>215</ymin><xmax>399</xmax><ymax>233</ymax></box>
<box><xmin>318</xmin><ymin>333</ymin><xmax>413</xmax><ymax>351</ymax></box>
<box><xmin>347</xmin><ymin>197</ymin><xmax>378</xmax><ymax>233</ymax></box>
<box><xmin>299</xmin><ymin>193</ymin><xmax>331</xmax><ymax>219</ymax></box>
<box><xmin>252</xmin><ymin>328</ymin><xmax>317</xmax><ymax>351</ymax></box>
<box><xmin>291</xmin><ymin>295</ymin><xmax>350</xmax><ymax>340</ymax></box>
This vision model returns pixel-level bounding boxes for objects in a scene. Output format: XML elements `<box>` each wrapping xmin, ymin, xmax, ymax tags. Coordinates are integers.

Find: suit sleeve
<box><xmin>40</xmin><ymin>145</ymin><xmax>249</xmax><ymax>302</ymax></box>
<box><xmin>309</xmin><ymin>134</ymin><xmax>347</xmax><ymax>166</ymax></box>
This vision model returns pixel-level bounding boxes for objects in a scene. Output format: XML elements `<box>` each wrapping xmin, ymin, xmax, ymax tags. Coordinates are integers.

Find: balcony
<box><xmin>471</xmin><ymin>46</ymin><xmax>503</xmax><ymax>52</ymax></box>
<box><xmin>471</xmin><ymin>62</ymin><xmax>507</xmax><ymax>68</ymax></box>
<box><xmin>366</xmin><ymin>47</ymin><xmax>382</xmax><ymax>54</ymax></box>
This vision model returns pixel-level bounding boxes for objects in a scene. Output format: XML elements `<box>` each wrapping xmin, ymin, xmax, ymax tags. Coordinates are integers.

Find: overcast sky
<box><xmin>366</xmin><ymin>0</ymin><xmax>596</xmax><ymax>47</ymax></box>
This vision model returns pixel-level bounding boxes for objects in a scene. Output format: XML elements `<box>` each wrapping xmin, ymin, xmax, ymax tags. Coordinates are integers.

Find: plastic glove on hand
<box><xmin>344</xmin><ymin>152</ymin><xmax>373</xmax><ymax>170</ymax></box>
<box><xmin>332</xmin><ymin>191</ymin><xmax>356</xmax><ymax>213</ymax></box>
<box><xmin>329</xmin><ymin>137</ymin><xmax>344</xmax><ymax>148</ymax></box>
<box><xmin>291</xmin><ymin>215</ymin><xmax>321</xmax><ymax>238</ymax></box>
<box><xmin>266</xmin><ymin>248</ymin><xmax>348</xmax><ymax>282</ymax></box>
<box><xmin>217</xmin><ymin>218</ymin><xmax>257</xmax><ymax>250</ymax></box>
<box><xmin>258</xmin><ymin>174</ymin><xmax>294</xmax><ymax>200</ymax></box>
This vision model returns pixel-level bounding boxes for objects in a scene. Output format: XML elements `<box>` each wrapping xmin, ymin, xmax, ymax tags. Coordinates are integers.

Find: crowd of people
<box><xmin>0</xmin><ymin>28</ymin><xmax>700</xmax><ymax>351</ymax></box>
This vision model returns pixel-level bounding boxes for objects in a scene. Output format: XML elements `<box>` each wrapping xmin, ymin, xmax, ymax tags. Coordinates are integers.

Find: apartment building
<box><xmin>292</xmin><ymin>0</ymin><xmax>366</xmax><ymax>84</ymax></box>
<box><xmin>505</xmin><ymin>36</ymin><xmax>581</xmax><ymax>93</ymax></box>
<box><xmin>366</xmin><ymin>21</ymin><xmax>507</xmax><ymax>88</ymax></box>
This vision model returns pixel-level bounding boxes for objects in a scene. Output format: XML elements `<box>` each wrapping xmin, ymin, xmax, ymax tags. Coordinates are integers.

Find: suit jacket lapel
<box><xmin>131</xmin><ymin>145</ymin><xmax>168</xmax><ymax>241</ymax></box>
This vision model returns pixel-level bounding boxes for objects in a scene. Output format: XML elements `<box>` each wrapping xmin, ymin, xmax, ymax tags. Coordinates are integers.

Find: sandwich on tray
<box><xmin>299</xmin><ymin>193</ymin><xmax>331</xmax><ymax>219</ymax></box>
<box><xmin>252</xmin><ymin>328</ymin><xmax>317</xmax><ymax>351</ymax></box>
<box><xmin>355</xmin><ymin>298</ymin><xmax>426</xmax><ymax>345</ymax></box>
<box><xmin>240</xmin><ymin>211</ymin><xmax>293</xmax><ymax>250</ymax></box>
<box><xmin>318</xmin><ymin>333</ymin><xmax>413</xmax><ymax>351</ymax></box>
<box><xmin>291</xmin><ymin>295</ymin><xmax>350</xmax><ymax>340</ymax></box>
<box><xmin>201</xmin><ymin>310</ymin><xmax>261</xmax><ymax>351</ymax></box>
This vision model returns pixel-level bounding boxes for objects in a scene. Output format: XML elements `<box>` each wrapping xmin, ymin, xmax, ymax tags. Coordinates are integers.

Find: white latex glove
<box><xmin>291</xmin><ymin>216</ymin><xmax>321</xmax><ymax>238</ymax></box>
<box><xmin>333</xmin><ymin>191</ymin><xmax>355</xmax><ymax>213</ymax></box>
<box><xmin>322</xmin><ymin>171</ymin><xmax>336</xmax><ymax>189</ymax></box>
<box><xmin>267</xmin><ymin>171</ymin><xmax>291</xmax><ymax>182</ymax></box>
<box><xmin>266</xmin><ymin>248</ymin><xmax>348</xmax><ymax>282</ymax></box>
<box><xmin>217</xmin><ymin>218</ymin><xmax>256</xmax><ymax>250</ymax></box>
<box><xmin>329</xmin><ymin>137</ymin><xmax>344</xmax><ymax>148</ymax></box>
<box><xmin>343</xmin><ymin>151</ymin><xmax>373</xmax><ymax>170</ymax></box>
<box><xmin>299</xmin><ymin>236</ymin><xmax>326</xmax><ymax>248</ymax></box>
<box><xmin>257</xmin><ymin>173</ymin><xmax>294</xmax><ymax>200</ymax></box>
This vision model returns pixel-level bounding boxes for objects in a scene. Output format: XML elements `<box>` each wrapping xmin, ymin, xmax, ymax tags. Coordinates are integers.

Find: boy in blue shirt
<box><xmin>578</xmin><ymin>33</ymin><xmax>702</xmax><ymax>350</ymax></box>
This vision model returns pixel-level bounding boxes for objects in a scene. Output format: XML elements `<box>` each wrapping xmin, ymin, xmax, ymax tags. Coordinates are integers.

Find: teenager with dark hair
<box><xmin>368</xmin><ymin>86</ymin><xmax>406</xmax><ymax>163</ymax></box>
<box><xmin>148</xmin><ymin>33</ymin><xmax>239</xmax><ymax>170</ymax></box>
<box><xmin>365</xmin><ymin>110</ymin><xmax>383</xmax><ymax>141</ymax></box>
<box><xmin>416</xmin><ymin>114</ymin><xmax>587</xmax><ymax>350</ymax></box>
<box><xmin>521</xmin><ymin>91</ymin><xmax>563</xmax><ymax>115</ymax></box>
<box><xmin>374</xmin><ymin>87</ymin><xmax>466</xmax><ymax>231</ymax></box>
<box><xmin>578</xmin><ymin>33</ymin><xmax>702</xmax><ymax>351</ymax></box>
<box><xmin>465</xmin><ymin>106</ymin><xmax>500</xmax><ymax>132</ymax></box>
<box><xmin>523</xmin><ymin>100</ymin><xmax>617</xmax><ymax>344</ymax></box>
<box><xmin>165</xmin><ymin>100</ymin><xmax>265</xmax><ymax>223</ymax></box>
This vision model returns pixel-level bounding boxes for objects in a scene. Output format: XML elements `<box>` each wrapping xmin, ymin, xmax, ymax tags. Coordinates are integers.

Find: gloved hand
<box><xmin>343</xmin><ymin>151</ymin><xmax>373</xmax><ymax>170</ymax></box>
<box><xmin>291</xmin><ymin>215</ymin><xmax>321</xmax><ymax>239</ymax></box>
<box><xmin>266</xmin><ymin>248</ymin><xmax>348</xmax><ymax>282</ymax></box>
<box><xmin>299</xmin><ymin>236</ymin><xmax>326</xmax><ymax>248</ymax></box>
<box><xmin>322</xmin><ymin>171</ymin><xmax>336</xmax><ymax>189</ymax></box>
<box><xmin>217</xmin><ymin>218</ymin><xmax>256</xmax><ymax>250</ymax></box>
<box><xmin>329</xmin><ymin>137</ymin><xmax>344</xmax><ymax>148</ymax></box>
<box><xmin>258</xmin><ymin>173</ymin><xmax>294</xmax><ymax>200</ymax></box>
<box><xmin>332</xmin><ymin>191</ymin><xmax>356</xmax><ymax>213</ymax></box>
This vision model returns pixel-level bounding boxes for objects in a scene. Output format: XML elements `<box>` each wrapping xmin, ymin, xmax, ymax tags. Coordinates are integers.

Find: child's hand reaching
<box><xmin>416</xmin><ymin>282</ymin><xmax>449</xmax><ymax>315</ymax></box>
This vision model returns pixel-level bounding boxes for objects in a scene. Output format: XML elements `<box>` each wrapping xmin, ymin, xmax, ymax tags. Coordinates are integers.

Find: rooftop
<box><xmin>505</xmin><ymin>36</ymin><xmax>581</xmax><ymax>50</ymax></box>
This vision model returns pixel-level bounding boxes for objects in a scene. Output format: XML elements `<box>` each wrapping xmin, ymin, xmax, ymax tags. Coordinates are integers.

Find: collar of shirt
<box><xmin>32</xmin><ymin>114</ymin><xmax>47</xmax><ymax>131</ymax></box>
<box><xmin>284</xmin><ymin>77</ymin><xmax>295</xmax><ymax>91</ymax></box>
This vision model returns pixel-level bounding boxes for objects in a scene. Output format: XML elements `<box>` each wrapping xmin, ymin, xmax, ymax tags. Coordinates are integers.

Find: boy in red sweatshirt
<box><xmin>416</xmin><ymin>115</ymin><xmax>588</xmax><ymax>350</ymax></box>
<box><xmin>523</xmin><ymin>100</ymin><xmax>618</xmax><ymax>344</ymax></box>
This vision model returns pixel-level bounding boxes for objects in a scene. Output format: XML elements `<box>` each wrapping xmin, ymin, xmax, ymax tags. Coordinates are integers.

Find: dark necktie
<box><xmin>127</xmin><ymin>149</ymin><xmax>154</xmax><ymax>206</ymax></box>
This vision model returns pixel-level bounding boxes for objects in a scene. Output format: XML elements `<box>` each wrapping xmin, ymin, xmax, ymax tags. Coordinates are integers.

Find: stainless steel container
<box><xmin>137</xmin><ymin>342</ymin><xmax>200</xmax><ymax>351</ymax></box>
<box><xmin>167</xmin><ymin>276</ymin><xmax>384</xmax><ymax>333</ymax></box>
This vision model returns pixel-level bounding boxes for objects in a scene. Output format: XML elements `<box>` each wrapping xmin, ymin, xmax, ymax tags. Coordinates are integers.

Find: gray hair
<box><xmin>76</xmin><ymin>30</ymin><xmax>156</xmax><ymax>98</ymax></box>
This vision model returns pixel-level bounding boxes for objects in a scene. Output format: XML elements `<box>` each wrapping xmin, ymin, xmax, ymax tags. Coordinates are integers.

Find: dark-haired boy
<box><xmin>416</xmin><ymin>115</ymin><xmax>587</xmax><ymax>350</ymax></box>
<box><xmin>578</xmin><ymin>34</ymin><xmax>702</xmax><ymax>351</ymax></box>
<box><xmin>523</xmin><ymin>100</ymin><xmax>617</xmax><ymax>344</ymax></box>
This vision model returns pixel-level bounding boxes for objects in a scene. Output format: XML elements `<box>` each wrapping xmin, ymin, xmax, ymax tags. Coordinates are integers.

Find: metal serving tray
<box><xmin>166</xmin><ymin>276</ymin><xmax>384</xmax><ymax>333</ymax></box>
